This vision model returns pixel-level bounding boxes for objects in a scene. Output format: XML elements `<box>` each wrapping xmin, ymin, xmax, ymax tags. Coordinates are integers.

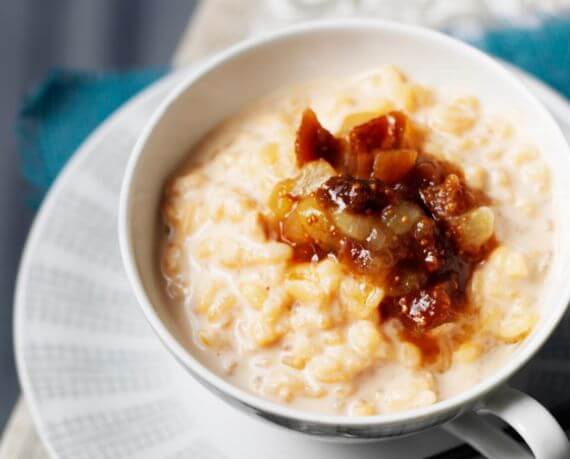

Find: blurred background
<box><xmin>0</xmin><ymin>0</ymin><xmax>197</xmax><ymax>430</ymax></box>
<box><xmin>2</xmin><ymin>0</ymin><xmax>570</xmax><ymax>448</ymax></box>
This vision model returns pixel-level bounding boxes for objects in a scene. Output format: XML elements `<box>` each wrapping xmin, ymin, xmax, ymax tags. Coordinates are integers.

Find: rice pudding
<box><xmin>160</xmin><ymin>67</ymin><xmax>553</xmax><ymax>416</ymax></box>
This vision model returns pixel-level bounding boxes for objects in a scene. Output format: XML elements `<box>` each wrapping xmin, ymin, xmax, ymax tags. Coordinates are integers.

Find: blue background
<box><xmin>0</xmin><ymin>0</ymin><xmax>197</xmax><ymax>430</ymax></box>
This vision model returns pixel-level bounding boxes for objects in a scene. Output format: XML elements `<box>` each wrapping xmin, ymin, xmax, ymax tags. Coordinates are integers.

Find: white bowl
<box><xmin>119</xmin><ymin>20</ymin><xmax>570</xmax><ymax>457</ymax></box>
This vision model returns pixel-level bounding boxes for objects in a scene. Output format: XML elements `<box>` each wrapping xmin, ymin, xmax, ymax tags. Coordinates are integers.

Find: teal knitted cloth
<box><xmin>18</xmin><ymin>68</ymin><xmax>166</xmax><ymax>206</ymax></box>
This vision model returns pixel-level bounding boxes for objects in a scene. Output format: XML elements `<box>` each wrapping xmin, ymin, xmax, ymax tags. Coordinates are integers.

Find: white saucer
<box><xmin>14</xmin><ymin>66</ymin><xmax>570</xmax><ymax>459</ymax></box>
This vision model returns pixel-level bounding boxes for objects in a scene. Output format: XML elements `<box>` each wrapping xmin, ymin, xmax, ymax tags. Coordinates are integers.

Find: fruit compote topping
<box><xmin>268</xmin><ymin>109</ymin><xmax>496</xmax><ymax>362</ymax></box>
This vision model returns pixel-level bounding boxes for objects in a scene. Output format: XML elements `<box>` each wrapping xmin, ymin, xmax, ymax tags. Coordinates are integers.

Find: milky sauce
<box><xmin>160</xmin><ymin>67</ymin><xmax>553</xmax><ymax>416</ymax></box>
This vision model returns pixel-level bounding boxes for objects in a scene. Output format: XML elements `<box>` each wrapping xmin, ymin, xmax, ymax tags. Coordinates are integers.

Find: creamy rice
<box><xmin>160</xmin><ymin>67</ymin><xmax>553</xmax><ymax>416</ymax></box>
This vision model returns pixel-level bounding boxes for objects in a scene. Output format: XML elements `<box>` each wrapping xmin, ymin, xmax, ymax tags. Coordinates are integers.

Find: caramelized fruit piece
<box><xmin>339</xmin><ymin>111</ymin><xmax>382</xmax><ymax>135</ymax></box>
<box><xmin>420</xmin><ymin>173</ymin><xmax>474</xmax><ymax>220</ymax></box>
<box><xmin>381</xmin><ymin>201</ymin><xmax>424</xmax><ymax>236</ymax></box>
<box><xmin>290</xmin><ymin>159</ymin><xmax>336</xmax><ymax>197</ymax></box>
<box><xmin>349</xmin><ymin>111</ymin><xmax>411</xmax><ymax>154</ymax></box>
<box><xmin>365</xmin><ymin>224</ymin><xmax>397</xmax><ymax>252</ymax></box>
<box><xmin>382</xmin><ymin>281</ymin><xmax>455</xmax><ymax>333</ymax></box>
<box><xmin>316</xmin><ymin>175</ymin><xmax>393</xmax><ymax>214</ymax></box>
<box><xmin>347</xmin><ymin>111</ymin><xmax>413</xmax><ymax>178</ymax></box>
<box><xmin>411</xmin><ymin>216</ymin><xmax>444</xmax><ymax>272</ymax></box>
<box><xmin>281</xmin><ymin>205</ymin><xmax>311</xmax><ymax>244</ymax></box>
<box><xmin>341</xmin><ymin>239</ymin><xmax>395</xmax><ymax>274</ymax></box>
<box><xmin>296</xmin><ymin>109</ymin><xmax>342</xmax><ymax>167</ymax></box>
<box><xmin>452</xmin><ymin>206</ymin><xmax>495</xmax><ymax>253</ymax></box>
<box><xmin>280</xmin><ymin>195</ymin><xmax>337</xmax><ymax>254</ymax></box>
<box><xmin>373</xmin><ymin>149</ymin><xmax>418</xmax><ymax>183</ymax></box>
<box><xmin>295</xmin><ymin>195</ymin><xmax>337</xmax><ymax>250</ymax></box>
<box><xmin>268</xmin><ymin>178</ymin><xmax>295</xmax><ymax>220</ymax></box>
<box><xmin>409</xmin><ymin>282</ymin><xmax>456</xmax><ymax>330</ymax></box>
<box><xmin>331</xmin><ymin>211</ymin><xmax>376</xmax><ymax>241</ymax></box>
<box><xmin>270</xmin><ymin>108</ymin><xmax>496</xmax><ymax>357</ymax></box>
<box><xmin>386</xmin><ymin>269</ymin><xmax>428</xmax><ymax>297</ymax></box>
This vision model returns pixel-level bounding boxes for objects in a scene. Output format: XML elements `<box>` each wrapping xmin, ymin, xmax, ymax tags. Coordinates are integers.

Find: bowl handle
<box><xmin>444</xmin><ymin>386</ymin><xmax>569</xmax><ymax>458</ymax></box>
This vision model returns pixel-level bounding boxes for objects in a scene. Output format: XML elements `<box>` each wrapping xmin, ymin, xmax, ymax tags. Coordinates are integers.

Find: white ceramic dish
<box><xmin>119</xmin><ymin>20</ymin><xmax>570</xmax><ymax>457</ymax></box>
<box><xmin>14</xmin><ymin>56</ymin><xmax>570</xmax><ymax>459</ymax></box>
<box><xmin>15</xmin><ymin>66</ymin><xmax>470</xmax><ymax>459</ymax></box>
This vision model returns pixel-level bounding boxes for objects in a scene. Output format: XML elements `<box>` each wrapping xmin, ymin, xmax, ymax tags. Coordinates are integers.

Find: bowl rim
<box><xmin>119</xmin><ymin>18</ymin><xmax>570</xmax><ymax>427</ymax></box>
